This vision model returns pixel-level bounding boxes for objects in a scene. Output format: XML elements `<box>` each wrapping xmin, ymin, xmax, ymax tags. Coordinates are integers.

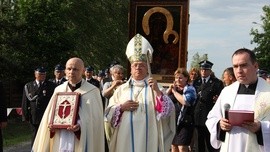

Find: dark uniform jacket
<box><xmin>86</xmin><ymin>78</ymin><xmax>100</xmax><ymax>88</ymax></box>
<box><xmin>193</xmin><ymin>76</ymin><xmax>224</xmax><ymax>126</ymax></box>
<box><xmin>22</xmin><ymin>80</ymin><xmax>56</xmax><ymax>124</ymax></box>
<box><xmin>49</xmin><ymin>77</ymin><xmax>67</xmax><ymax>86</ymax></box>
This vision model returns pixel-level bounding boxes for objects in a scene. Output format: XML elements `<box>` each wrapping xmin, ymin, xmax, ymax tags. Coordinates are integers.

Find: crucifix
<box><xmin>60</xmin><ymin>101</ymin><xmax>71</xmax><ymax>119</ymax></box>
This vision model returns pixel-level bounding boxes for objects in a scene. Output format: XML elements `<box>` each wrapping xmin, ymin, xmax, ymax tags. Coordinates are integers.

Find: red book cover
<box><xmin>228</xmin><ymin>110</ymin><xmax>254</xmax><ymax>126</ymax></box>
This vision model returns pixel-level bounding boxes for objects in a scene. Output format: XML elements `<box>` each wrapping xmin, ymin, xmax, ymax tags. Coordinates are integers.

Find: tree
<box><xmin>1</xmin><ymin>0</ymin><xmax>130</xmax><ymax>107</ymax></box>
<box><xmin>17</xmin><ymin>0</ymin><xmax>78</xmax><ymax>80</ymax></box>
<box><xmin>0</xmin><ymin>0</ymin><xmax>78</xmax><ymax>81</ymax></box>
<box><xmin>250</xmin><ymin>5</ymin><xmax>270</xmax><ymax>72</ymax></box>
<box><xmin>66</xmin><ymin>0</ymin><xmax>129</xmax><ymax>72</ymax></box>
<box><xmin>190</xmin><ymin>52</ymin><xmax>208</xmax><ymax>69</ymax></box>
<box><xmin>0</xmin><ymin>0</ymin><xmax>24</xmax><ymax>79</ymax></box>
<box><xmin>0</xmin><ymin>0</ymin><xmax>130</xmax><ymax>82</ymax></box>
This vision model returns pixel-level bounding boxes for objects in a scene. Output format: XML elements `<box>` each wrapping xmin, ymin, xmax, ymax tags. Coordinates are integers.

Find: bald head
<box><xmin>65</xmin><ymin>57</ymin><xmax>85</xmax><ymax>84</ymax></box>
<box><xmin>66</xmin><ymin>58</ymin><xmax>84</xmax><ymax>68</ymax></box>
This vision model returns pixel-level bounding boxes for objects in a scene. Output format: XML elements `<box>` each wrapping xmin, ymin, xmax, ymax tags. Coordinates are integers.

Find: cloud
<box><xmin>187</xmin><ymin>1</ymin><xmax>268</xmax><ymax>78</ymax></box>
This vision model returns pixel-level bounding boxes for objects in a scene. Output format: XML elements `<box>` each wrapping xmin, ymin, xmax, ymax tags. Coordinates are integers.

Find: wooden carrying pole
<box><xmin>146</xmin><ymin>50</ymin><xmax>165</xmax><ymax>152</ymax></box>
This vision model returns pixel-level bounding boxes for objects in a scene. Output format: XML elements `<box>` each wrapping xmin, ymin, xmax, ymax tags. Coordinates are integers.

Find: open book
<box><xmin>228</xmin><ymin>110</ymin><xmax>254</xmax><ymax>126</ymax></box>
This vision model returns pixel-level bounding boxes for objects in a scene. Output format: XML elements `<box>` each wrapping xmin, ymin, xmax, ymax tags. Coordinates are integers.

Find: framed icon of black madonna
<box><xmin>129</xmin><ymin>0</ymin><xmax>189</xmax><ymax>85</ymax></box>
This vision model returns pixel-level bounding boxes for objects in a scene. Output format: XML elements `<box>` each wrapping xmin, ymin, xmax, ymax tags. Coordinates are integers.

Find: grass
<box><xmin>2</xmin><ymin>116</ymin><xmax>32</xmax><ymax>148</ymax></box>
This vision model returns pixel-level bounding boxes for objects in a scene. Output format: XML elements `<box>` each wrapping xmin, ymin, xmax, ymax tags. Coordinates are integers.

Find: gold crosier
<box><xmin>143</xmin><ymin>10</ymin><xmax>168</xmax><ymax>151</ymax></box>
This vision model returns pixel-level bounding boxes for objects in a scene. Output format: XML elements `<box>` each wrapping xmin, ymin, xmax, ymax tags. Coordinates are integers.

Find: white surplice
<box><xmin>206</xmin><ymin>77</ymin><xmax>270</xmax><ymax>152</ymax></box>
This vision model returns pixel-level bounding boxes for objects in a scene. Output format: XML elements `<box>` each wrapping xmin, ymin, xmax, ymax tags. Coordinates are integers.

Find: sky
<box><xmin>187</xmin><ymin>0</ymin><xmax>269</xmax><ymax>79</ymax></box>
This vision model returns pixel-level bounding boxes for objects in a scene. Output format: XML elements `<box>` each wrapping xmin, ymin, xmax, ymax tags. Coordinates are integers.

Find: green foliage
<box><xmin>66</xmin><ymin>0</ymin><xmax>129</xmax><ymax>71</ymax></box>
<box><xmin>0</xmin><ymin>0</ymin><xmax>129</xmax><ymax>82</ymax></box>
<box><xmin>250</xmin><ymin>5</ymin><xmax>270</xmax><ymax>72</ymax></box>
<box><xmin>1</xmin><ymin>0</ymin><xmax>77</xmax><ymax>81</ymax></box>
<box><xmin>0</xmin><ymin>1</ymin><xmax>25</xmax><ymax>80</ymax></box>
<box><xmin>190</xmin><ymin>52</ymin><xmax>208</xmax><ymax>70</ymax></box>
<box><xmin>17</xmin><ymin>0</ymin><xmax>77</xmax><ymax>80</ymax></box>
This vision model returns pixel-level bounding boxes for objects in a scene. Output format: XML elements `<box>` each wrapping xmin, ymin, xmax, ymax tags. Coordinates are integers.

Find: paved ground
<box><xmin>2</xmin><ymin>131</ymin><xmax>198</xmax><ymax>152</ymax></box>
<box><xmin>3</xmin><ymin>141</ymin><xmax>31</xmax><ymax>152</ymax></box>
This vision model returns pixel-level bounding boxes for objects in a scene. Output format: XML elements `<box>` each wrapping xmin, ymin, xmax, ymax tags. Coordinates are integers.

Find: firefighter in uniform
<box><xmin>21</xmin><ymin>67</ymin><xmax>56</xmax><ymax>146</ymax></box>
<box><xmin>85</xmin><ymin>66</ymin><xmax>100</xmax><ymax>88</ymax></box>
<box><xmin>193</xmin><ymin>60</ymin><xmax>224</xmax><ymax>152</ymax></box>
<box><xmin>49</xmin><ymin>64</ymin><xmax>67</xmax><ymax>86</ymax></box>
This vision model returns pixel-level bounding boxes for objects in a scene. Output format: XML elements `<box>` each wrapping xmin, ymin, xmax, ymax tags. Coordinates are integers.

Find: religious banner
<box><xmin>50</xmin><ymin>92</ymin><xmax>80</xmax><ymax>128</ymax></box>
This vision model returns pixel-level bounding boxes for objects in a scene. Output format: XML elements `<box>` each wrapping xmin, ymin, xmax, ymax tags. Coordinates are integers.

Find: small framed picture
<box><xmin>50</xmin><ymin>92</ymin><xmax>80</xmax><ymax>128</ymax></box>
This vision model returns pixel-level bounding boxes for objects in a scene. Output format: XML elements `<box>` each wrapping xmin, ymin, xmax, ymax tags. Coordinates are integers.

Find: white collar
<box><xmin>202</xmin><ymin>76</ymin><xmax>210</xmax><ymax>83</ymax></box>
<box><xmin>131</xmin><ymin>77</ymin><xmax>148</xmax><ymax>87</ymax></box>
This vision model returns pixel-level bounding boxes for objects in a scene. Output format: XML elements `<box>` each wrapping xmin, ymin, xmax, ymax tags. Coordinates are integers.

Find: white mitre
<box><xmin>126</xmin><ymin>33</ymin><xmax>153</xmax><ymax>63</ymax></box>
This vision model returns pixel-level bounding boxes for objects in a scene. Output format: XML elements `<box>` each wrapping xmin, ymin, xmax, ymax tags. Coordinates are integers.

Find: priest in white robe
<box><xmin>105</xmin><ymin>34</ymin><xmax>175</xmax><ymax>152</ymax></box>
<box><xmin>206</xmin><ymin>48</ymin><xmax>270</xmax><ymax>152</ymax></box>
<box><xmin>32</xmin><ymin>57</ymin><xmax>104</xmax><ymax>152</ymax></box>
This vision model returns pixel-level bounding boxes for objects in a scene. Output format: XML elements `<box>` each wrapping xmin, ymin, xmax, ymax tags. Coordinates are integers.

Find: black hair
<box><xmin>232</xmin><ymin>48</ymin><xmax>257</xmax><ymax>63</ymax></box>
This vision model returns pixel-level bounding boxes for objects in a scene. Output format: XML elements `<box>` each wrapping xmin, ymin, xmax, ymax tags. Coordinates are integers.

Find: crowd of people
<box><xmin>1</xmin><ymin>34</ymin><xmax>270</xmax><ymax>152</ymax></box>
